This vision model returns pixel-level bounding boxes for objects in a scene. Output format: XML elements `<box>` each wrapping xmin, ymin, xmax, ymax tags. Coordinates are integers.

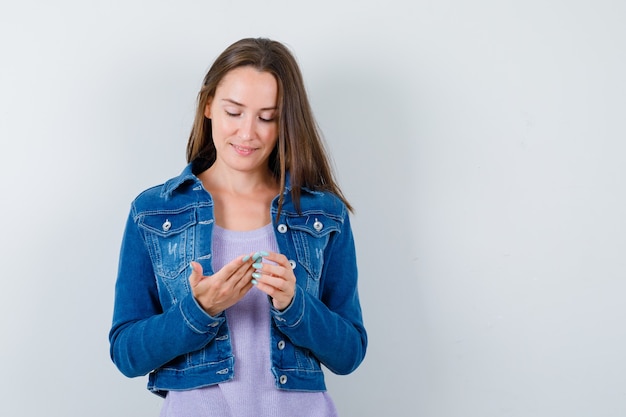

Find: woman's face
<box><xmin>205</xmin><ymin>66</ymin><xmax>279</xmax><ymax>175</ymax></box>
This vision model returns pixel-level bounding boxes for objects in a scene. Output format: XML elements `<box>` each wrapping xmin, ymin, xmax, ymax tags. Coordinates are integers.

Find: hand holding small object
<box><xmin>249</xmin><ymin>251</ymin><xmax>296</xmax><ymax>311</ymax></box>
<box><xmin>188</xmin><ymin>255</ymin><xmax>256</xmax><ymax>317</ymax></box>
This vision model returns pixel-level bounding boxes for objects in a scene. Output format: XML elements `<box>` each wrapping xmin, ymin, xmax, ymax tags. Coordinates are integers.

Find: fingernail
<box><xmin>252</xmin><ymin>262</ymin><xmax>263</xmax><ymax>269</ymax></box>
<box><xmin>252</xmin><ymin>272</ymin><xmax>261</xmax><ymax>279</ymax></box>
<box><xmin>242</xmin><ymin>255</ymin><xmax>251</xmax><ymax>262</ymax></box>
<box><xmin>259</xmin><ymin>251</ymin><xmax>269</xmax><ymax>257</ymax></box>
<box><xmin>252</xmin><ymin>252</ymin><xmax>263</xmax><ymax>261</ymax></box>
<box><xmin>251</xmin><ymin>279</ymin><xmax>258</xmax><ymax>285</ymax></box>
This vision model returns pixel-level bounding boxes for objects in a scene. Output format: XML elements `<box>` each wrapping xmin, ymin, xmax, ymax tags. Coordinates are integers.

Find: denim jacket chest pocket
<box><xmin>284</xmin><ymin>213</ymin><xmax>341</xmax><ymax>297</ymax></box>
<box><xmin>137</xmin><ymin>207</ymin><xmax>196</xmax><ymax>286</ymax></box>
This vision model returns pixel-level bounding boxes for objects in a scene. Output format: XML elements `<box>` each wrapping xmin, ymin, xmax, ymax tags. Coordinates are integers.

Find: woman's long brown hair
<box><xmin>186</xmin><ymin>37</ymin><xmax>353</xmax><ymax>215</ymax></box>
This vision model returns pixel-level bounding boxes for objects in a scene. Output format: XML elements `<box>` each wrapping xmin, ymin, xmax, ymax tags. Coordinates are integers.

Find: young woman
<box><xmin>109</xmin><ymin>37</ymin><xmax>367</xmax><ymax>417</ymax></box>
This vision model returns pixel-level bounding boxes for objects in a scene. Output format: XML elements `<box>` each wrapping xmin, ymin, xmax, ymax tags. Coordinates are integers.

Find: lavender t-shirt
<box><xmin>159</xmin><ymin>223</ymin><xmax>338</xmax><ymax>417</ymax></box>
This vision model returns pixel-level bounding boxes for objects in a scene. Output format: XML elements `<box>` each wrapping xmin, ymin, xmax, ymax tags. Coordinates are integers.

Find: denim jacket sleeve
<box><xmin>109</xmin><ymin>206</ymin><xmax>222</xmax><ymax>378</ymax></box>
<box><xmin>271</xmin><ymin>208</ymin><xmax>367</xmax><ymax>375</ymax></box>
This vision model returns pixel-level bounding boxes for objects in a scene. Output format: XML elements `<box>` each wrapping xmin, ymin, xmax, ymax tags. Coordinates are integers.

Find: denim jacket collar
<box><xmin>160</xmin><ymin>159</ymin><xmax>304</xmax><ymax>199</ymax></box>
<box><xmin>160</xmin><ymin>163</ymin><xmax>199</xmax><ymax>198</ymax></box>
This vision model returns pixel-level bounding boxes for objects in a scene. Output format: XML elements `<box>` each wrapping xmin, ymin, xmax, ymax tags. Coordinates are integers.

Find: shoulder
<box><xmin>131</xmin><ymin>183</ymin><xmax>167</xmax><ymax>210</ymax></box>
<box><xmin>130</xmin><ymin>183</ymin><xmax>182</xmax><ymax>218</ymax></box>
<box><xmin>129</xmin><ymin>168</ymin><xmax>204</xmax><ymax>216</ymax></box>
<box><xmin>301</xmin><ymin>189</ymin><xmax>345</xmax><ymax>211</ymax></box>
<box><xmin>282</xmin><ymin>188</ymin><xmax>348</xmax><ymax>222</ymax></box>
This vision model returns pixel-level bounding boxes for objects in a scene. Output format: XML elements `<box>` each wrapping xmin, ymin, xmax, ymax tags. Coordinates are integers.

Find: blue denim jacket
<box><xmin>109</xmin><ymin>161</ymin><xmax>367</xmax><ymax>397</ymax></box>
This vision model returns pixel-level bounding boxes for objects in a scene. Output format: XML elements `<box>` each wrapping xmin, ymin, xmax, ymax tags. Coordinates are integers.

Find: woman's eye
<box><xmin>259</xmin><ymin>116</ymin><xmax>275</xmax><ymax>122</ymax></box>
<box><xmin>225</xmin><ymin>111</ymin><xmax>240</xmax><ymax>117</ymax></box>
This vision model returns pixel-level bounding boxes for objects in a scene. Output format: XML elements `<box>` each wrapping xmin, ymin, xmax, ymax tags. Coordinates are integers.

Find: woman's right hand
<box><xmin>188</xmin><ymin>257</ymin><xmax>255</xmax><ymax>317</ymax></box>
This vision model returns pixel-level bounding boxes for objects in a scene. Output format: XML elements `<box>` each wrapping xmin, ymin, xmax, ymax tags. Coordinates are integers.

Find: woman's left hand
<box><xmin>251</xmin><ymin>251</ymin><xmax>296</xmax><ymax>311</ymax></box>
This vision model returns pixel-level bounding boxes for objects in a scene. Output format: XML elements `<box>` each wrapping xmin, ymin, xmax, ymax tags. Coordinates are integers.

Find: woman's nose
<box><xmin>238</xmin><ymin>116</ymin><xmax>254</xmax><ymax>139</ymax></box>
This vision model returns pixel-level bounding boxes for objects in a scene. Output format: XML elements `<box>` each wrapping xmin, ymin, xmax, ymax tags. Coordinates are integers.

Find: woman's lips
<box><xmin>231</xmin><ymin>143</ymin><xmax>258</xmax><ymax>156</ymax></box>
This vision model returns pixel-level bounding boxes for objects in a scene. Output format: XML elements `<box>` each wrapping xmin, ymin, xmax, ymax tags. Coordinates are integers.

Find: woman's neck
<box><xmin>199</xmin><ymin>164</ymin><xmax>280</xmax><ymax>231</ymax></box>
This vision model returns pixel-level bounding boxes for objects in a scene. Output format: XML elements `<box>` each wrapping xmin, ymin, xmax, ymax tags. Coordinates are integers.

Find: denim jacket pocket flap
<box><xmin>137</xmin><ymin>208</ymin><xmax>197</xmax><ymax>237</ymax></box>
<box><xmin>285</xmin><ymin>214</ymin><xmax>340</xmax><ymax>238</ymax></box>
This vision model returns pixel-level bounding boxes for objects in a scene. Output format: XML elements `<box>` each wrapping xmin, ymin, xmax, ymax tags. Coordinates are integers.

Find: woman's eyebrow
<box><xmin>221</xmin><ymin>98</ymin><xmax>277</xmax><ymax>111</ymax></box>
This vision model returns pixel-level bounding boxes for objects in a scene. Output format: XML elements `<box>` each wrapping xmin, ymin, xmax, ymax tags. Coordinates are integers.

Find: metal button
<box><xmin>279</xmin><ymin>375</ymin><xmax>288</xmax><ymax>384</ymax></box>
<box><xmin>277</xmin><ymin>340</ymin><xmax>286</xmax><ymax>350</ymax></box>
<box><xmin>289</xmin><ymin>260</ymin><xmax>296</xmax><ymax>269</ymax></box>
<box><xmin>313</xmin><ymin>219</ymin><xmax>323</xmax><ymax>231</ymax></box>
<box><xmin>277</xmin><ymin>224</ymin><xmax>288</xmax><ymax>233</ymax></box>
<box><xmin>162</xmin><ymin>220</ymin><xmax>172</xmax><ymax>232</ymax></box>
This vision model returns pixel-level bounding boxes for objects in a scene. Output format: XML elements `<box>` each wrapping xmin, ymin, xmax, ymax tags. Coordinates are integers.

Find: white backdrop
<box><xmin>1</xmin><ymin>1</ymin><xmax>625</xmax><ymax>416</ymax></box>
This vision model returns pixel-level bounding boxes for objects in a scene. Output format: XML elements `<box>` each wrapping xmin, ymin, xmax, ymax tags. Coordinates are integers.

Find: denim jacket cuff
<box><xmin>271</xmin><ymin>285</ymin><xmax>305</xmax><ymax>328</ymax></box>
<box><xmin>179</xmin><ymin>293</ymin><xmax>225</xmax><ymax>335</ymax></box>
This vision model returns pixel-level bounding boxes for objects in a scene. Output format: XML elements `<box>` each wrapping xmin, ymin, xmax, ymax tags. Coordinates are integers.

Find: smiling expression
<box><xmin>204</xmin><ymin>66</ymin><xmax>279</xmax><ymax>175</ymax></box>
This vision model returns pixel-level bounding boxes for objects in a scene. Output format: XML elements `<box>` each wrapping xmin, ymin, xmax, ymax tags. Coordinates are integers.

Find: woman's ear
<box><xmin>204</xmin><ymin>100</ymin><xmax>212</xmax><ymax>119</ymax></box>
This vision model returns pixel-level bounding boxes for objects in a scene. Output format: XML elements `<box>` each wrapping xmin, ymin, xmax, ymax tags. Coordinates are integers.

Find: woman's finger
<box><xmin>188</xmin><ymin>261</ymin><xmax>204</xmax><ymax>287</ymax></box>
